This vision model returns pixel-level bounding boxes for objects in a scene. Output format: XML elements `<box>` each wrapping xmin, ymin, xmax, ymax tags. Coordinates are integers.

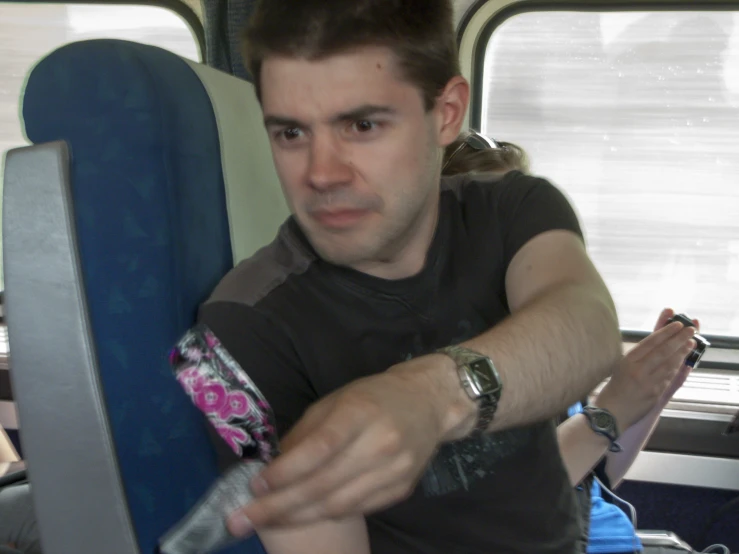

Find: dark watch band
<box><xmin>582</xmin><ymin>405</ymin><xmax>622</xmax><ymax>453</ymax></box>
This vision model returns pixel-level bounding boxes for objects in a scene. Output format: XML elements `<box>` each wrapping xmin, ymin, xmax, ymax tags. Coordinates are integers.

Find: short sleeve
<box><xmin>495</xmin><ymin>172</ymin><xmax>584</xmax><ymax>270</ymax></box>
<box><xmin>197</xmin><ymin>301</ymin><xmax>318</xmax><ymax>469</ymax></box>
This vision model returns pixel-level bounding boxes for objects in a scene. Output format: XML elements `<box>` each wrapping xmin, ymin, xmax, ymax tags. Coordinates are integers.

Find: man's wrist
<box><xmin>430</xmin><ymin>353</ymin><xmax>479</xmax><ymax>441</ymax></box>
<box><xmin>390</xmin><ymin>354</ymin><xmax>478</xmax><ymax>442</ymax></box>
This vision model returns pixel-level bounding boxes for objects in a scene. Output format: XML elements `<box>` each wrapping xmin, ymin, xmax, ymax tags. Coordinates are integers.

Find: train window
<box><xmin>0</xmin><ymin>3</ymin><xmax>201</xmax><ymax>289</ymax></box>
<box><xmin>481</xmin><ymin>11</ymin><xmax>739</xmax><ymax>337</ymax></box>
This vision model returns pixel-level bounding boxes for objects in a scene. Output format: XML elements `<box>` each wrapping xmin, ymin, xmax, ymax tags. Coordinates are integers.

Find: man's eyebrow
<box><xmin>263</xmin><ymin>115</ymin><xmax>306</xmax><ymax>129</ymax></box>
<box><xmin>263</xmin><ymin>105</ymin><xmax>397</xmax><ymax>129</ymax></box>
<box><xmin>332</xmin><ymin>105</ymin><xmax>396</xmax><ymax>123</ymax></box>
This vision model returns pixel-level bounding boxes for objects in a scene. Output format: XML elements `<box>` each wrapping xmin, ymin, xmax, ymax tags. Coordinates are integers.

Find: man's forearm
<box><xmin>464</xmin><ymin>282</ymin><xmax>620</xmax><ymax>431</ymax></box>
<box><xmin>414</xmin><ymin>283</ymin><xmax>621</xmax><ymax>441</ymax></box>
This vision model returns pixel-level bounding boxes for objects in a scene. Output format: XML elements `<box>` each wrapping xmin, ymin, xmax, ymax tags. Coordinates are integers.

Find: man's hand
<box><xmin>594</xmin><ymin>308</ymin><xmax>696</xmax><ymax>431</ymax></box>
<box><xmin>226</xmin><ymin>354</ymin><xmax>471</xmax><ymax>536</ymax></box>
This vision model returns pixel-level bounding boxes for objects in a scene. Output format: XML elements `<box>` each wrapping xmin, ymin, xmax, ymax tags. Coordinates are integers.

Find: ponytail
<box><xmin>442</xmin><ymin>131</ymin><xmax>529</xmax><ymax>176</ymax></box>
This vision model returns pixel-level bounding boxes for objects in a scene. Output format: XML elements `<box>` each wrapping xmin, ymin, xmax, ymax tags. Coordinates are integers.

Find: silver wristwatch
<box><xmin>437</xmin><ymin>345</ymin><xmax>502</xmax><ymax>435</ymax></box>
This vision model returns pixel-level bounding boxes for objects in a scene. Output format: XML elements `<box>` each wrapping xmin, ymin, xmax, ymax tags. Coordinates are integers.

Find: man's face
<box><xmin>260</xmin><ymin>47</ymin><xmax>448</xmax><ymax>276</ymax></box>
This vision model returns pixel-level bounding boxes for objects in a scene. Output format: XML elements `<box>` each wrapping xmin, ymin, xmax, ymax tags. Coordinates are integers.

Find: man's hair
<box><xmin>242</xmin><ymin>0</ymin><xmax>460</xmax><ymax>110</ymax></box>
<box><xmin>441</xmin><ymin>132</ymin><xmax>530</xmax><ymax>176</ymax></box>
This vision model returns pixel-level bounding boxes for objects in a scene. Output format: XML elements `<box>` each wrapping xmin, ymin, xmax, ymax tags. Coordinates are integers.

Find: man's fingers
<box><xmin>257</xmin><ymin>412</ymin><xmax>360</xmax><ymax>495</ymax></box>
<box><xmin>252</xmin><ymin>456</ymin><xmax>417</xmax><ymax>526</ymax></box>
<box><xmin>278</xmin><ymin>399</ymin><xmax>334</xmax><ymax>452</ymax></box>
<box><xmin>236</xmin><ymin>447</ymin><xmax>371</xmax><ymax>528</ymax></box>
<box><xmin>236</xmin><ymin>416</ymin><xmax>423</xmax><ymax>527</ymax></box>
<box><xmin>245</xmin><ymin>418</ymin><xmax>412</xmax><ymax>525</ymax></box>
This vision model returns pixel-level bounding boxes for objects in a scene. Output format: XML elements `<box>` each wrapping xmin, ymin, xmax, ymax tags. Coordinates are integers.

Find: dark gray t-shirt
<box><xmin>199</xmin><ymin>171</ymin><xmax>584</xmax><ymax>553</ymax></box>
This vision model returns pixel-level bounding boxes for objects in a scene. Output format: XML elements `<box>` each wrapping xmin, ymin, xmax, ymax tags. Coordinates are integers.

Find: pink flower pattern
<box><xmin>214</xmin><ymin>422</ymin><xmax>252</xmax><ymax>457</ymax></box>
<box><xmin>218</xmin><ymin>390</ymin><xmax>250</xmax><ymax>421</ymax></box>
<box><xmin>194</xmin><ymin>383</ymin><xmax>228</xmax><ymax>415</ymax></box>
<box><xmin>176</xmin><ymin>366</ymin><xmax>206</xmax><ymax>395</ymax></box>
<box><xmin>170</xmin><ymin>324</ymin><xmax>279</xmax><ymax>461</ymax></box>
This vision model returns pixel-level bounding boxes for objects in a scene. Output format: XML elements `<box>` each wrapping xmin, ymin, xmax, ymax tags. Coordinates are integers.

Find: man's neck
<box><xmin>350</xmin><ymin>197</ymin><xmax>440</xmax><ymax>281</ymax></box>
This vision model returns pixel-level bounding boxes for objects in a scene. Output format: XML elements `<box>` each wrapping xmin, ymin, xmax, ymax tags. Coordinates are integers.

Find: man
<box><xmin>199</xmin><ymin>0</ymin><xmax>622</xmax><ymax>552</ymax></box>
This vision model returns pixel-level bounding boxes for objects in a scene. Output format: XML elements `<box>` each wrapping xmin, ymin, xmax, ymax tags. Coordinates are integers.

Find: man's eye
<box><xmin>281</xmin><ymin>128</ymin><xmax>303</xmax><ymax>141</ymax></box>
<box><xmin>352</xmin><ymin>120</ymin><xmax>376</xmax><ymax>133</ymax></box>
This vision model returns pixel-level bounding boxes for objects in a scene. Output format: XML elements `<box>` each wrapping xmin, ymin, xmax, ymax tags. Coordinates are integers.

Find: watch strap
<box><xmin>437</xmin><ymin>345</ymin><xmax>500</xmax><ymax>435</ymax></box>
<box><xmin>439</xmin><ymin>345</ymin><xmax>484</xmax><ymax>366</ymax></box>
<box><xmin>476</xmin><ymin>393</ymin><xmax>499</xmax><ymax>435</ymax></box>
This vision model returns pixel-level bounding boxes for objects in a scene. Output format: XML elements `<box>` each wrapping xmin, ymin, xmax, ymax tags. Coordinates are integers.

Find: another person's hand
<box><xmin>226</xmin><ymin>354</ymin><xmax>465</xmax><ymax>536</ymax></box>
<box><xmin>657</xmin><ymin>315</ymin><xmax>699</xmax><ymax>406</ymax></box>
<box><xmin>594</xmin><ymin>308</ymin><xmax>697</xmax><ymax>431</ymax></box>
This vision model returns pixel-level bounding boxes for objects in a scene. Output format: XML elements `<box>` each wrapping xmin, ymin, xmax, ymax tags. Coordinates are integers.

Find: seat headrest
<box><xmin>23</xmin><ymin>38</ymin><xmax>288</xmax><ymax>266</ymax></box>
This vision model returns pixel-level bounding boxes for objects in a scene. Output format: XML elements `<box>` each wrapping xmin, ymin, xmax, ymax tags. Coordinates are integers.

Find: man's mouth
<box><xmin>310</xmin><ymin>208</ymin><xmax>369</xmax><ymax>229</ymax></box>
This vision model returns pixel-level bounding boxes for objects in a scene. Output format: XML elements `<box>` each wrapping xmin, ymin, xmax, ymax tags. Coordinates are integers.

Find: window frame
<box><xmin>458</xmin><ymin>0</ymin><xmax>739</xmax><ymax>360</ymax></box>
<box><xmin>1</xmin><ymin>0</ymin><xmax>206</xmax><ymax>61</ymax></box>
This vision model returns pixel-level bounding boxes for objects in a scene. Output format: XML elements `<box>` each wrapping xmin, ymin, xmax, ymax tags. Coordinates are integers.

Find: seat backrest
<box><xmin>4</xmin><ymin>39</ymin><xmax>286</xmax><ymax>554</ymax></box>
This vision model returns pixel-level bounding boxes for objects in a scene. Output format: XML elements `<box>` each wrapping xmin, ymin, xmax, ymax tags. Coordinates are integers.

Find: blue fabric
<box><xmin>568</xmin><ymin>403</ymin><xmax>643</xmax><ymax>554</ymax></box>
<box><xmin>587</xmin><ymin>480</ymin><xmax>642</xmax><ymax>554</ymax></box>
<box><xmin>568</xmin><ymin>401</ymin><xmax>585</xmax><ymax>419</ymax></box>
<box><xmin>23</xmin><ymin>39</ymin><xmax>265</xmax><ymax>554</ymax></box>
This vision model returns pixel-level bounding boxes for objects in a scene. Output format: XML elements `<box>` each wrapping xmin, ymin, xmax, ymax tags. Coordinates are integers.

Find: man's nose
<box><xmin>307</xmin><ymin>134</ymin><xmax>353</xmax><ymax>191</ymax></box>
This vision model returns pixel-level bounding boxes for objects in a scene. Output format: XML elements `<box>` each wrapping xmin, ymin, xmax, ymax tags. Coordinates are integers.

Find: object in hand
<box><xmin>667</xmin><ymin>313</ymin><xmax>710</xmax><ymax>368</ymax></box>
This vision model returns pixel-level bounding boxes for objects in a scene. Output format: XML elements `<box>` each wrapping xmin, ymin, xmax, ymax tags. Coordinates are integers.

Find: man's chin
<box><xmin>307</xmin><ymin>234</ymin><xmax>373</xmax><ymax>268</ymax></box>
<box><xmin>313</xmin><ymin>243</ymin><xmax>368</xmax><ymax>268</ymax></box>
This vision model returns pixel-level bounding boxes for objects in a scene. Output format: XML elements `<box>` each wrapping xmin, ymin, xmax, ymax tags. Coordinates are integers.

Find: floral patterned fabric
<box><xmin>170</xmin><ymin>324</ymin><xmax>279</xmax><ymax>463</ymax></box>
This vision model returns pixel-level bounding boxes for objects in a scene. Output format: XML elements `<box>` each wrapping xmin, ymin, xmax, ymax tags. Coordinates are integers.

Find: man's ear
<box><xmin>434</xmin><ymin>76</ymin><xmax>470</xmax><ymax>147</ymax></box>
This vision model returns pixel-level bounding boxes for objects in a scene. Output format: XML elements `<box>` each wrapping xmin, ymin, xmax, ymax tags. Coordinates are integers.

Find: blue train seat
<box><xmin>3</xmin><ymin>39</ymin><xmax>286</xmax><ymax>554</ymax></box>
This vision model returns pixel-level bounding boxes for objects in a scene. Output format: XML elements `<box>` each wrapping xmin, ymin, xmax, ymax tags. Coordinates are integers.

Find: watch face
<box><xmin>593</xmin><ymin>410</ymin><xmax>612</xmax><ymax>431</ymax></box>
<box><xmin>467</xmin><ymin>358</ymin><xmax>502</xmax><ymax>396</ymax></box>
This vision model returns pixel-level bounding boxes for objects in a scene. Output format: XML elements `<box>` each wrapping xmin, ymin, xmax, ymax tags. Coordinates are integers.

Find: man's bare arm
<box><xmin>436</xmin><ymin>229</ymin><xmax>622</xmax><ymax>437</ymax></box>
<box><xmin>256</xmin><ymin>516</ymin><xmax>369</xmax><ymax>554</ymax></box>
